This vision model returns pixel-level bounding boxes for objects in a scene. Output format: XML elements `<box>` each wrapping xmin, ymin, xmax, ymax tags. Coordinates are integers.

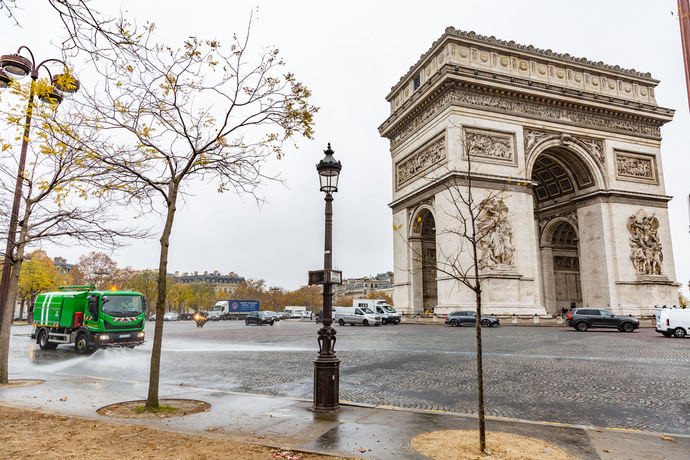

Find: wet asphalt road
<box><xmin>8</xmin><ymin>320</ymin><xmax>690</xmax><ymax>434</ymax></box>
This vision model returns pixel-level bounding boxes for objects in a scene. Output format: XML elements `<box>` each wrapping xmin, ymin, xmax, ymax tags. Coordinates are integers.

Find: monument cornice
<box><xmin>379</xmin><ymin>78</ymin><xmax>669</xmax><ymax>150</ymax></box>
<box><xmin>386</xmin><ymin>28</ymin><xmax>663</xmax><ymax>105</ymax></box>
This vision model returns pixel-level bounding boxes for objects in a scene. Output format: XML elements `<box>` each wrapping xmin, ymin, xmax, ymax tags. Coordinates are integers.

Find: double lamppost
<box><xmin>0</xmin><ymin>48</ymin><xmax>79</xmax><ymax>322</ymax></box>
<box><xmin>309</xmin><ymin>143</ymin><xmax>342</xmax><ymax>413</ymax></box>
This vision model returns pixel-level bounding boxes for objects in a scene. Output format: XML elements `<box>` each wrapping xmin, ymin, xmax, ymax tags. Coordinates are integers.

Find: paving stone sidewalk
<box><xmin>1</xmin><ymin>374</ymin><xmax>688</xmax><ymax>459</ymax></box>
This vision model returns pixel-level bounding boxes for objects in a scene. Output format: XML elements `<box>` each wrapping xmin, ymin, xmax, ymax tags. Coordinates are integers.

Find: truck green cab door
<box><xmin>87</xmin><ymin>295</ymin><xmax>99</xmax><ymax>321</ymax></box>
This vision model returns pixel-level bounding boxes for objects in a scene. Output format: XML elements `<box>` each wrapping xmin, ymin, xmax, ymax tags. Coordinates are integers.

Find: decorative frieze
<box><xmin>395</xmin><ymin>133</ymin><xmax>447</xmax><ymax>189</ymax></box>
<box><xmin>615</xmin><ymin>151</ymin><xmax>658</xmax><ymax>183</ymax></box>
<box><xmin>627</xmin><ymin>209</ymin><xmax>663</xmax><ymax>276</ymax></box>
<box><xmin>464</xmin><ymin>127</ymin><xmax>516</xmax><ymax>165</ymax></box>
<box><xmin>384</xmin><ymin>85</ymin><xmax>661</xmax><ymax>150</ymax></box>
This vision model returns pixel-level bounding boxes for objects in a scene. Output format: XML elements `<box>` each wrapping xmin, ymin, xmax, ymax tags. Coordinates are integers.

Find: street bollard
<box><xmin>533</xmin><ymin>314</ymin><xmax>540</xmax><ymax>324</ymax></box>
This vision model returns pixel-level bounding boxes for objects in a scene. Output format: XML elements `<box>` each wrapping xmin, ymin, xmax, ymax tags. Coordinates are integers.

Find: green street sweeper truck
<box><xmin>32</xmin><ymin>285</ymin><xmax>146</xmax><ymax>353</ymax></box>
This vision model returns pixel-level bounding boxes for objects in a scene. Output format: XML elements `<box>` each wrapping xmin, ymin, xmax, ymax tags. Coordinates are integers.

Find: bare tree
<box><xmin>49</xmin><ymin>9</ymin><xmax>317</xmax><ymax>408</ymax></box>
<box><xmin>397</xmin><ymin>136</ymin><xmax>517</xmax><ymax>453</ymax></box>
<box><xmin>0</xmin><ymin>86</ymin><xmax>145</xmax><ymax>384</ymax></box>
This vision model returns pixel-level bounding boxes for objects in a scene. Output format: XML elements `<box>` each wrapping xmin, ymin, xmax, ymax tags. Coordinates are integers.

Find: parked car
<box><xmin>445</xmin><ymin>311</ymin><xmax>499</xmax><ymax>327</ymax></box>
<box><xmin>245</xmin><ymin>311</ymin><xmax>275</xmax><ymax>326</ymax></box>
<box><xmin>163</xmin><ymin>312</ymin><xmax>179</xmax><ymax>321</ymax></box>
<box><xmin>149</xmin><ymin>314</ymin><xmax>156</xmax><ymax>321</ymax></box>
<box><xmin>565</xmin><ymin>308</ymin><xmax>639</xmax><ymax>332</ymax></box>
<box><xmin>334</xmin><ymin>306</ymin><xmax>381</xmax><ymax>326</ymax></box>
<box><xmin>206</xmin><ymin>311</ymin><xmax>222</xmax><ymax>321</ymax></box>
<box><xmin>655</xmin><ymin>307</ymin><xmax>689</xmax><ymax>338</ymax></box>
<box><xmin>264</xmin><ymin>311</ymin><xmax>281</xmax><ymax>321</ymax></box>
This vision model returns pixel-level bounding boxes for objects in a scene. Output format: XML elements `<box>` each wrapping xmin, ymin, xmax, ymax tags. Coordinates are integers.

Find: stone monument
<box><xmin>379</xmin><ymin>28</ymin><xmax>679</xmax><ymax>316</ymax></box>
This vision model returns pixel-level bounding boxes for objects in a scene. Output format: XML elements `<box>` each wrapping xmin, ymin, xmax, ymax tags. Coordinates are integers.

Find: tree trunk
<box><xmin>19</xmin><ymin>299</ymin><xmax>24</xmax><ymax>322</ymax></box>
<box><xmin>0</xmin><ymin>246</ymin><xmax>26</xmax><ymax>384</ymax></box>
<box><xmin>474</xmin><ymin>287</ymin><xmax>486</xmax><ymax>452</ymax></box>
<box><xmin>146</xmin><ymin>185</ymin><xmax>178</xmax><ymax>408</ymax></box>
<box><xmin>0</xmin><ymin>205</ymin><xmax>30</xmax><ymax>385</ymax></box>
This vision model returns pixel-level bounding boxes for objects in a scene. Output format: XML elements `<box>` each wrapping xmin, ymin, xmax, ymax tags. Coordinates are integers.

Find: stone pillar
<box><xmin>540</xmin><ymin>246</ymin><xmax>555</xmax><ymax>314</ymax></box>
<box><xmin>577</xmin><ymin>202</ymin><xmax>615</xmax><ymax>310</ymax></box>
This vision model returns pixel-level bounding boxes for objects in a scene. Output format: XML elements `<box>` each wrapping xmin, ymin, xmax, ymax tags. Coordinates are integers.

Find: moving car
<box><xmin>163</xmin><ymin>312</ymin><xmax>179</xmax><ymax>321</ymax></box>
<box><xmin>334</xmin><ymin>306</ymin><xmax>381</xmax><ymax>326</ymax></box>
<box><xmin>206</xmin><ymin>310</ymin><xmax>222</xmax><ymax>321</ymax></box>
<box><xmin>353</xmin><ymin>299</ymin><xmax>400</xmax><ymax>324</ymax></box>
<box><xmin>655</xmin><ymin>308</ymin><xmax>689</xmax><ymax>338</ymax></box>
<box><xmin>445</xmin><ymin>311</ymin><xmax>499</xmax><ymax>327</ymax></box>
<box><xmin>245</xmin><ymin>311</ymin><xmax>275</xmax><ymax>326</ymax></box>
<box><xmin>565</xmin><ymin>308</ymin><xmax>639</xmax><ymax>332</ymax></box>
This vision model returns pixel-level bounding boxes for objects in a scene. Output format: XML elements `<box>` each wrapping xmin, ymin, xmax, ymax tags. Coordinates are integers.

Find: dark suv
<box><xmin>245</xmin><ymin>311</ymin><xmax>275</xmax><ymax>326</ymax></box>
<box><xmin>565</xmin><ymin>308</ymin><xmax>639</xmax><ymax>332</ymax></box>
<box><xmin>445</xmin><ymin>311</ymin><xmax>500</xmax><ymax>327</ymax></box>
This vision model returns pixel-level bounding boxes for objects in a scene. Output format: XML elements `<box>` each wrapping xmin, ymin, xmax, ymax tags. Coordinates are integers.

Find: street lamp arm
<box><xmin>35</xmin><ymin>58</ymin><xmax>70</xmax><ymax>77</ymax></box>
<box><xmin>15</xmin><ymin>46</ymin><xmax>36</xmax><ymax>68</ymax></box>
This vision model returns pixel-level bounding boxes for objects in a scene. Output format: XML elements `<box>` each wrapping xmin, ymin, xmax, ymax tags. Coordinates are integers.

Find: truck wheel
<box><xmin>75</xmin><ymin>332</ymin><xmax>90</xmax><ymax>354</ymax></box>
<box><xmin>674</xmin><ymin>327</ymin><xmax>687</xmax><ymax>338</ymax></box>
<box><xmin>338</xmin><ymin>319</ymin><xmax>345</xmax><ymax>326</ymax></box>
<box><xmin>37</xmin><ymin>329</ymin><xmax>52</xmax><ymax>350</ymax></box>
<box><xmin>362</xmin><ymin>319</ymin><xmax>369</xmax><ymax>327</ymax></box>
<box><xmin>245</xmin><ymin>319</ymin><xmax>249</xmax><ymax>326</ymax></box>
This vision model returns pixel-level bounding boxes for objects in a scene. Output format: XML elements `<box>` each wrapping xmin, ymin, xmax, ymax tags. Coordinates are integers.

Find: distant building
<box><xmin>53</xmin><ymin>256</ymin><xmax>74</xmax><ymax>274</ymax></box>
<box><xmin>334</xmin><ymin>272</ymin><xmax>394</xmax><ymax>300</ymax></box>
<box><xmin>173</xmin><ymin>270</ymin><xmax>244</xmax><ymax>294</ymax></box>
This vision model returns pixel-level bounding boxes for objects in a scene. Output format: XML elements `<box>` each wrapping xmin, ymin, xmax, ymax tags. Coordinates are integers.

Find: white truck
<box><xmin>655</xmin><ymin>307</ymin><xmax>689</xmax><ymax>338</ymax></box>
<box><xmin>353</xmin><ymin>299</ymin><xmax>400</xmax><ymax>324</ymax></box>
<box><xmin>284</xmin><ymin>306</ymin><xmax>309</xmax><ymax>319</ymax></box>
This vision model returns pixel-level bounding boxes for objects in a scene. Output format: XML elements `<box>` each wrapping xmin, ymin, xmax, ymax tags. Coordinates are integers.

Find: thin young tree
<box><xmin>397</xmin><ymin>135</ymin><xmax>518</xmax><ymax>453</ymax></box>
<box><xmin>50</xmin><ymin>12</ymin><xmax>316</xmax><ymax>408</ymax></box>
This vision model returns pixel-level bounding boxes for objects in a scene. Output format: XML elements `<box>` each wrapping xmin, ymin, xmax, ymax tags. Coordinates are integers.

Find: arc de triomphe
<box><xmin>379</xmin><ymin>28</ymin><xmax>679</xmax><ymax>316</ymax></box>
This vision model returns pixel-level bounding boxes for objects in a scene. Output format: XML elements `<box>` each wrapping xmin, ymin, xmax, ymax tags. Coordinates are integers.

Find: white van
<box><xmin>655</xmin><ymin>308</ymin><xmax>689</xmax><ymax>338</ymax></box>
<box><xmin>334</xmin><ymin>306</ymin><xmax>381</xmax><ymax>326</ymax></box>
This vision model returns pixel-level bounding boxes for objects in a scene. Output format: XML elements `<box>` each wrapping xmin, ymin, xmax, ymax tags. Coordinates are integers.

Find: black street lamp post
<box><xmin>309</xmin><ymin>143</ymin><xmax>342</xmax><ymax>413</ymax></box>
<box><xmin>0</xmin><ymin>47</ymin><xmax>78</xmax><ymax>326</ymax></box>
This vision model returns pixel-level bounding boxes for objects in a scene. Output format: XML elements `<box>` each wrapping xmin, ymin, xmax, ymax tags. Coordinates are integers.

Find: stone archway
<box><xmin>531</xmin><ymin>145</ymin><xmax>596</xmax><ymax>314</ymax></box>
<box><xmin>409</xmin><ymin>208</ymin><xmax>438</xmax><ymax>314</ymax></box>
<box><xmin>540</xmin><ymin>219</ymin><xmax>582</xmax><ymax>313</ymax></box>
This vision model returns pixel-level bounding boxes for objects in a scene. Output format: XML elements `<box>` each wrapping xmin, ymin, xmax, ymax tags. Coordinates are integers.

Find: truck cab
<box><xmin>32</xmin><ymin>285</ymin><xmax>146</xmax><ymax>353</ymax></box>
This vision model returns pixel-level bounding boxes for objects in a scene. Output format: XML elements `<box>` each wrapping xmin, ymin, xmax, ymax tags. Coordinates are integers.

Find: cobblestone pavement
<box><xmin>10</xmin><ymin>321</ymin><xmax>690</xmax><ymax>435</ymax></box>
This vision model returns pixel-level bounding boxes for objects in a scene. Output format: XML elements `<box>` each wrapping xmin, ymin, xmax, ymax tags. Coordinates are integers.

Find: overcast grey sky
<box><xmin>3</xmin><ymin>0</ymin><xmax>689</xmax><ymax>293</ymax></box>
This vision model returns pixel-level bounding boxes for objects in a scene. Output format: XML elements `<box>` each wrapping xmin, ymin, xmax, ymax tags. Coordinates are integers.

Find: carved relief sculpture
<box><xmin>477</xmin><ymin>197</ymin><xmax>515</xmax><ymax>269</ymax></box>
<box><xmin>396</xmin><ymin>134</ymin><xmax>446</xmax><ymax>188</ymax></box>
<box><xmin>615</xmin><ymin>151</ymin><xmax>656</xmax><ymax>182</ymax></box>
<box><xmin>465</xmin><ymin>128</ymin><xmax>515</xmax><ymax>164</ymax></box>
<box><xmin>627</xmin><ymin>209</ymin><xmax>663</xmax><ymax>276</ymax></box>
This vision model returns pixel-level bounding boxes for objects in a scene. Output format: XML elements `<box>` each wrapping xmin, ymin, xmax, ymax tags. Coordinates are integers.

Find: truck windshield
<box><xmin>213</xmin><ymin>305</ymin><xmax>223</xmax><ymax>311</ymax></box>
<box><xmin>101</xmin><ymin>295</ymin><xmax>143</xmax><ymax>317</ymax></box>
<box><xmin>382</xmin><ymin>306</ymin><xmax>396</xmax><ymax>313</ymax></box>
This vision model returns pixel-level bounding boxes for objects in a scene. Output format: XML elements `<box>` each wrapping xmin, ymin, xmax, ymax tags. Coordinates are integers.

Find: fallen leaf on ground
<box><xmin>661</xmin><ymin>436</ymin><xmax>675</xmax><ymax>442</ymax></box>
